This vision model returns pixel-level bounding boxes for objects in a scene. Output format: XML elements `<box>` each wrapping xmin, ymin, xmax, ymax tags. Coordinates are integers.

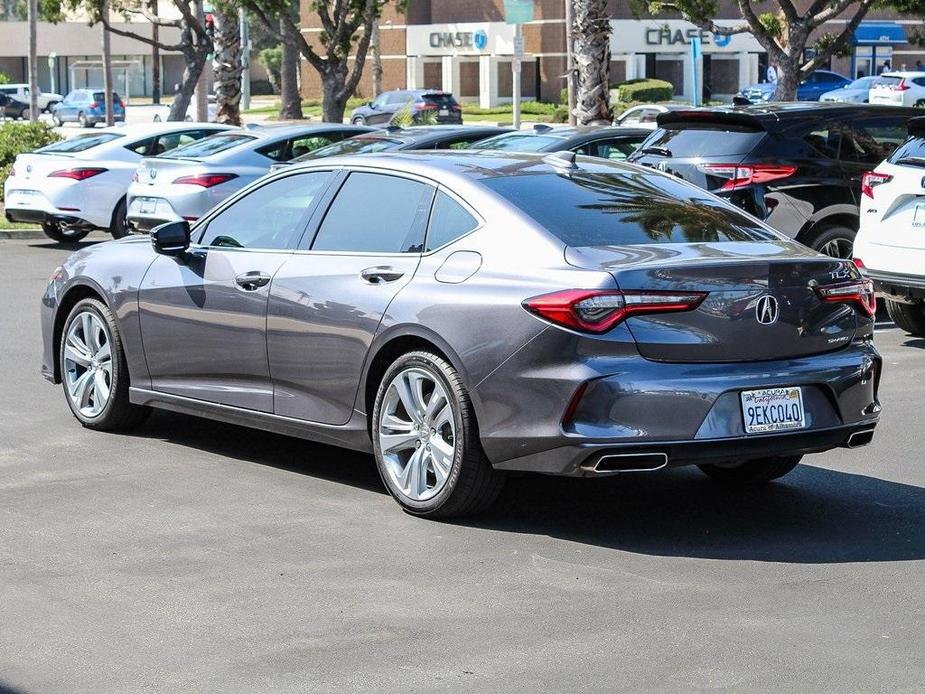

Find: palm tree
<box><xmin>212</xmin><ymin>4</ymin><xmax>243</xmax><ymax>125</ymax></box>
<box><xmin>572</xmin><ymin>0</ymin><xmax>610</xmax><ymax>124</ymax></box>
<box><xmin>27</xmin><ymin>0</ymin><xmax>38</xmax><ymax>120</ymax></box>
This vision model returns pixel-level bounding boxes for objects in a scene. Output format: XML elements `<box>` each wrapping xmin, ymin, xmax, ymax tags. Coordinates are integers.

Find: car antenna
<box><xmin>543</xmin><ymin>150</ymin><xmax>579</xmax><ymax>170</ymax></box>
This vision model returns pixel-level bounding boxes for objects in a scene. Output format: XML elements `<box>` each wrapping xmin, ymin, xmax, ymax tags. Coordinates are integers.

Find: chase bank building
<box><xmin>300</xmin><ymin>0</ymin><xmax>925</xmax><ymax>106</ymax></box>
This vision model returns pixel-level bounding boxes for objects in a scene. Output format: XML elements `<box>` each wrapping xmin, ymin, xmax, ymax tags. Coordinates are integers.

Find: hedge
<box><xmin>613</xmin><ymin>78</ymin><xmax>674</xmax><ymax>104</ymax></box>
<box><xmin>0</xmin><ymin>121</ymin><xmax>62</xmax><ymax>202</ymax></box>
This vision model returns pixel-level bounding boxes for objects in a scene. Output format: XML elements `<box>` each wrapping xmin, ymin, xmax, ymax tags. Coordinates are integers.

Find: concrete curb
<box><xmin>0</xmin><ymin>229</ymin><xmax>46</xmax><ymax>240</ymax></box>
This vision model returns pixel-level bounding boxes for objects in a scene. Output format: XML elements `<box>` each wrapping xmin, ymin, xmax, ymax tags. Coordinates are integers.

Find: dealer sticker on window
<box><xmin>741</xmin><ymin>387</ymin><xmax>806</xmax><ymax>434</ymax></box>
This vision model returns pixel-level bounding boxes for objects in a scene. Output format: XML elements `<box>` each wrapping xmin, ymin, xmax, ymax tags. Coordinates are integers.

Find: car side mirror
<box><xmin>151</xmin><ymin>220</ymin><xmax>191</xmax><ymax>257</ymax></box>
<box><xmin>369</xmin><ymin>102</ymin><xmax>377</xmax><ymax>109</ymax></box>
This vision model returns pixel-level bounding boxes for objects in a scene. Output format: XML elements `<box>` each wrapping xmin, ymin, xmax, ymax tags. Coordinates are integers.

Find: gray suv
<box><xmin>350</xmin><ymin>89</ymin><xmax>462</xmax><ymax>125</ymax></box>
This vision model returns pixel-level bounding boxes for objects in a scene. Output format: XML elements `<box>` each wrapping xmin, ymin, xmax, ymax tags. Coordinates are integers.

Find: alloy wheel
<box><xmin>819</xmin><ymin>237</ymin><xmax>853</xmax><ymax>259</ymax></box>
<box><xmin>378</xmin><ymin>367</ymin><xmax>456</xmax><ymax>501</ymax></box>
<box><xmin>63</xmin><ymin>311</ymin><xmax>113</xmax><ymax>418</ymax></box>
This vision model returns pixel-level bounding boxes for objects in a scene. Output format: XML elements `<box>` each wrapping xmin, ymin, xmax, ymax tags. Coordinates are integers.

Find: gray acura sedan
<box><xmin>41</xmin><ymin>151</ymin><xmax>881</xmax><ymax>518</ymax></box>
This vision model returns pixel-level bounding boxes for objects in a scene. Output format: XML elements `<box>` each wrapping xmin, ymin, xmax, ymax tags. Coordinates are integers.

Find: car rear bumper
<box><xmin>5</xmin><ymin>205</ymin><xmax>92</xmax><ymax>230</ymax></box>
<box><xmin>866</xmin><ymin>268</ymin><xmax>925</xmax><ymax>302</ymax></box>
<box><xmin>126</xmin><ymin>196</ymin><xmax>184</xmax><ymax>231</ymax></box>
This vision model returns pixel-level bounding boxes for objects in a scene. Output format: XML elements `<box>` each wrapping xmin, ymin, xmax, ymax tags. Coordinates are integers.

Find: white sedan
<box><xmin>820</xmin><ymin>75</ymin><xmax>878</xmax><ymax>103</ymax></box>
<box><xmin>855</xmin><ymin>115</ymin><xmax>925</xmax><ymax>335</ymax></box>
<box><xmin>869</xmin><ymin>72</ymin><xmax>925</xmax><ymax>108</ymax></box>
<box><xmin>3</xmin><ymin>122</ymin><xmax>232</xmax><ymax>242</ymax></box>
<box><xmin>612</xmin><ymin>104</ymin><xmax>686</xmax><ymax>129</ymax></box>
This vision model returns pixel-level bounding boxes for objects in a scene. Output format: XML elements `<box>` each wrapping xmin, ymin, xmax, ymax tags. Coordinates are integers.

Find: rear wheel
<box><xmin>19</xmin><ymin>107</ymin><xmax>28</xmax><ymax>120</ymax></box>
<box><xmin>372</xmin><ymin>350</ymin><xmax>505</xmax><ymax>518</ymax></box>
<box><xmin>52</xmin><ymin>113</ymin><xmax>63</xmax><ymax>127</ymax></box>
<box><xmin>109</xmin><ymin>197</ymin><xmax>131</xmax><ymax>238</ymax></box>
<box><xmin>42</xmin><ymin>221</ymin><xmax>90</xmax><ymax>243</ymax></box>
<box><xmin>885</xmin><ymin>299</ymin><xmax>925</xmax><ymax>336</ymax></box>
<box><xmin>77</xmin><ymin>111</ymin><xmax>90</xmax><ymax>128</ymax></box>
<box><xmin>352</xmin><ymin>116</ymin><xmax>366</xmax><ymax>125</ymax></box>
<box><xmin>915</xmin><ymin>99</ymin><xmax>925</xmax><ymax>108</ymax></box>
<box><xmin>59</xmin><ymin>298</ymin><xmax>150</xmax><ymax>431</ymax></box>
<box><xmin>806</xmin><ymin>224</ymin><xmax>856</xmax><ymax>258</ymax></box>
<box><xmin>698</xmin><ymin>455</ymin><xmax>802</xmax><ymax>484</ymax></box>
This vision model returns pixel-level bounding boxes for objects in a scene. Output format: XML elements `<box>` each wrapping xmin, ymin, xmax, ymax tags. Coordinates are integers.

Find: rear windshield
<box><xmin>874</xmin><ymin>76</ymin><xmax>902</xmax><ymax>88</ymax></box>
<box><xmin>420</xmin><ymin>92</ymin><xmax>457</xmax><ymax>107</ymax></box>
<box><xmin>161</xmin><ymin>133</ymin><xmax>255</xmax><ymax>159</ymax></box>
<box><xmin>482</xmin><ymin>172</ymin><xmax>779</xmax><ymax>247</ymax></box>
<box><xmin>296</xmin><ymin>137</ymin><xmax>402</xmax><ymax>160</ymax></box>
<box><xmin>632</xmin><ymin>123</ymin><xmax>766</xmax><ymax>159</ymax></box>
<box><xmin>888</xmin><ymin>136</ymin><xmax>925</xmax><ymax>166</ymax></box>
<box><xmin>36</xmin><ymin>132</ymin><xmax>123</xmax><ymax>153</ymax></box>
<box><xmin>470</xmin><ymin>132</ymin><xmax>566</xmax><ymax>152</ymax></box>
<box><xmin>92</xmin><ymin>92</ymin><xmax>121</xmax><ymax>102</ymax></box>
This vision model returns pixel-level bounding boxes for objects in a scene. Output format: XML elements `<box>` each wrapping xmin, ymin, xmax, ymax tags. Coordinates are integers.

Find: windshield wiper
<box><xmin>639</xmin><ymin>146</ymin><xmax>672</xmax><ymax>157</ymax></box>
<box><xmin>895</xmin><ymin>156</ymin><xmax>925</xmax><ymax>168</ymax></box>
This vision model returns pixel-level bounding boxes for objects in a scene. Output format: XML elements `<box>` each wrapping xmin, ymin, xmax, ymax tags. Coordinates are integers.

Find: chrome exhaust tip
<box><xmin>588</xmin><ymin>452</ymin><xmax>669</xmax><ymax>474</ymax></box>
<box><xmin>846</xmin><ymin>429</ymin><xmax>875</xmax><ymax>449</ymax></box>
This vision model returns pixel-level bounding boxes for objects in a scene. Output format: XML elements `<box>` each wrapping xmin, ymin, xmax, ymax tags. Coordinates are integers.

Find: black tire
<box><xmin>59</xmin><ymin>298</ymin><xmax>150</xmax><ymax>431</ymax></box>
<box><xmin>77</xmin><ymin>111</ymin><xmax>91</xmax><ymax>128</ymax></box>
<box><xmin>698</xmin><ymin>455</ymin><xmax>802</xmax><ymax>485</ymax></box>
<box><xmin>42</xmin><ymin>221</ymin><xmax>90</xmax><ymax>243</ymax></box>
<box><xmin>352</xmin><ymin>116</ymin><xmax>366</xmax><ymax>125</ymax></box>
<box><xmin>915</xmin><ymin>99</ymin><xmax>925</xmax><ymax>108</ymax></box>
<box><xmin>372</xmin><ymin>350</ymin><xmax>505</xmax><ymax>518</ymax></box>
<box><xmin>45</xmin><ymin>101</ymin><xmax>59</xmax><ymax>113</ymax></box>
<box><xmin>806</xmin><ymin>225</ymin><xmax>856</xmax><ymax>258</ymax></box>
<box><xmin>109</xmin><ymin>197</ymin><xmax>131</xmax><ymax>238</ymax></box>
<box><xmin>53</xmin><ymin>114</ymin><xmax>63</xmax><ymax>127</ymax></box>
<box><xmin>19</xmin><ymin>107</ymin><xmax>28</xmax><ymax>120</ymax></box>
<box><xmin>885</xmin><ymin>299</ymin><xmax>925</xmax><ymax>336</ymax></box>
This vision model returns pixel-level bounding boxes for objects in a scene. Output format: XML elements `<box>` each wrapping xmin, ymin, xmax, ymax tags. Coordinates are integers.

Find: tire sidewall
<box><xmin>372</xmin><ymin>352</ymin><xmax>468</xmax><ymax>514</ymax></box>
<box><xmin>110</xmin><ymin>198</ymin><xmax>130</xmax><ymax>238</ymax></box>
<box><xmin>809</xmin><ymin>225</ymin><xmax>856</xmax><ymax>257</ymax></box>
<box><xmin>60</xmin><ymin>299</ymin><xmax>124</xmax><ymax>426</ymax></box>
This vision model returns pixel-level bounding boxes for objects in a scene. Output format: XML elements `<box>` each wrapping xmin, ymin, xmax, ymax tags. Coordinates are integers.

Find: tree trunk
<box><xmin>321</xmin><ymin>69</ymin><xmax>348</xmax><ymax>123</ymax></box>
<box><xmin>101</xmin><ymin>0</ymin><xmax>115</xmax><ymax>127</ymax></box>
<box><xmin>213</xmin><ymin>5</ymin><xmax>243</xmax><ymax>125</ymax></box>
<box><xmin>168</xmin><ymin>29</ymin><xmax>209</xmax><ymax>121</ymax></box>
<box><xmin>150</xmin><ymin>0</ymin><xmax>161</xmax><ymax>104</ymax></box>
<box><xmin>371</xmin><ymin>18</ymin><xmax>382</xmax><ymax>98</ymax></box>
<box><xmin>26</xmin><ymin>0</ymin><xmax>38</xmax><ymax>120</ymax></box>
<box><xmin>264</xmin><ymin>64</ymin><xmax>281</xmax><ymax>95</ymax></box>
<box><xmin>572</xmin><ymin>0</ymin><xmax>610</xmax><ymax>125</ymax></box>
<box><xmin>279</xmin><ymin>13</ymin><xmax>303</xmax><ymax>119</ymax></box>
<box><xmin>772</xmin><ymin>58</ymin><xmax>802</xmax><ymax>101</ymax></box>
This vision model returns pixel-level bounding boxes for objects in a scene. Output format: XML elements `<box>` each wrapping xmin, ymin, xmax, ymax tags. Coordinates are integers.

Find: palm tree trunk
<box><xmin>371</xmin><ymin>18</ymin><xmax>382</xmax><ymax>98</ymax></box>
<box><xmin>101</xmin><ymin>0</ymin><xmax>115</xmax><ymax>127</ymax></box>
<box><xmin>26</xmin><ymin>0</ymin><xmax>38</xmax><ymax>120</ymax></box>
<box><xmin>573</xmin><ymin>0</ymin><xmax>611</xmax><ymax>125</ymax></box>
<box><xmin>213</xmin><ymin>5</ymin><xmax>243</xmax><ymax>125</ymax></box>
<box><xmin>278</xmin><ymin>7</ymin><xmax>303</xmax><ymax>120</ymax></box>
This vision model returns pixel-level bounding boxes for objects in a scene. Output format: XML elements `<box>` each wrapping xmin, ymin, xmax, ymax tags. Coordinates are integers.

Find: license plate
<box><xmin>439</xmin><ymin>108</ymin><xmax>449</xmax><ymax>116</ymax></box>
<box><xmin>913</xmin><ymin>203</ymin><xmax>925</xmax><ymax>228</ymax></box>
<box><xmin>138</xmin><ymin>197</ymin><xmax>157</xmax><ymax>214</ymax></box>
<box><xmin>8</xmin><ymin>190</ymin><xmax>36</xmax><ymax>206</ymax></box>
<box><xmin>741</xmin><ymin>387</ymin><xmax>806</xmax><ymax>434</ymax></box>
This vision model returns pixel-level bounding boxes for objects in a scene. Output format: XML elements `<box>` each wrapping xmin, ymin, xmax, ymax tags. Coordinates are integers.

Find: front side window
<box><xmin>162</xmin><ymin>133</ymin><xmax>255</xmax><ymax>159</ymax></box>
<box><xmin>426</xmin><ymin>191</ymin><xmax>479</xmax><ymax>251</ymax></box>
<box><xmin>841</xmin><ymin>118</ymin><xmax>908</xmax><ymax>164</ymax></box>
<box><xmin>312</xmin><ymin>172</ymin><xmax>433</xmax><ymax>253</ymax></box>
<box><xmin>198</xmin><ymin>172</ymin><xmax>332</xmax><ymax>250</ymax></box>
<box><xmin>592</xmin><ymin>138</ymin><xmax>645</xmax><ymax>160</ymax></box>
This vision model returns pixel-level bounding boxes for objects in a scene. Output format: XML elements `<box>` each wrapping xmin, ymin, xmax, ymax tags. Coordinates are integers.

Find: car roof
<box><xmin>90</xmin><ymin>122</ymin><xmax>233</xmax><ymax>138</ymax></box>
<box><xmin>483</xmin><ymin>125</ymin><xmax>649</xmax><ymax>145</ymax></box>
<box><xmin>657</xmin><ymin>102</ymin><xmax>919</xmax><ymax>129</ymax></box>
<box><xmin>879</xmin><ymin>71</ymin><xmax>925</xmax><ymax>78</ymax></box>
<box><xmin>352</xmin><ymin>125</ymin><xmax>510</xmax><ymax>144</ymax></box>
<box><xmin>245</xmin><ymin>123</ymin><xmax>370</xmax><ymax>140</ymax></box>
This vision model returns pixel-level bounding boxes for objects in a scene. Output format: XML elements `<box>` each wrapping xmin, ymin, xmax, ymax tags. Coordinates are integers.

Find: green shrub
<box><xmin>0</xmin><ymin>72</ymin><xmax>10</xmax><ymax>85</ymax></box>
<box><xmin>552</xmin><ymin>105</ymin><xmax>569</xmax><ymax>123</ymax></box>
<box><xmin>0</xmin><ymin>121</ymin><xmax>62</xmax><ymax>201</ymax></box>
<box><xmin>560</xmin><ymin>87</ymin><xmax>568</xmax><ymax>105</ymax></box>
<box><xmin>613</xmin><ymin>78</ymin><xmax>674</xmax><ymax>103</ymax></box>
<box><xmin>461</xmin><ymin>100</ymin><xmax>558</xmax><ymax>116</ymax></box>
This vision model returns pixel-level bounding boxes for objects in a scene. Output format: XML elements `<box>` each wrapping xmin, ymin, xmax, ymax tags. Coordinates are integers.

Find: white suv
<box><xmin>0</xmin><ymin>83</ymin><xmax>63</xmax><ymax>112</ymax></box>
<box><xmin>869</xmin><ymin>72</ymin><xmax>925</xmax><ymax>108</ymax></box>
<box><xmin>855</xmin><ymin>116</ymin><xmax>925</xmax><ymax>335</ymax></box>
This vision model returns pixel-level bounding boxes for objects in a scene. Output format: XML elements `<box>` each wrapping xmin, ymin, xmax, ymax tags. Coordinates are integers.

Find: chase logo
<box><xmin>473</xmin><ymin>29</ymin><xmax>488</xmax><ymax>50</ymax></box>
<box><xmin>713</xmin><ymin>32</ymin><xmax>731</xmax><ymax>48</ymax></box>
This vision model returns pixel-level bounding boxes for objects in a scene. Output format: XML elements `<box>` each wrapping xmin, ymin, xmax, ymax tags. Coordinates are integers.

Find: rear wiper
<box><xmin>639</xmin><ymin>146</ymin><xmax>672</xmax><ymax>157</ymax></box>
<box><xmin>894</xmin><ymin>156</ymin><xmax>925</xmax><ymax>168</ymax></box>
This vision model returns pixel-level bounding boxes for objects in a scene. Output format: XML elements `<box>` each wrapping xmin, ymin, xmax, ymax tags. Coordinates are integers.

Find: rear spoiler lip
<box><xmin>908</xmin><ymin>116</ymin><xmax>925</xmax><ymax>138</ymax></box>
<box><xmin>655</xmin><ymin>110</ymin><xmax>769</xmax><ymax>132</ymax></box>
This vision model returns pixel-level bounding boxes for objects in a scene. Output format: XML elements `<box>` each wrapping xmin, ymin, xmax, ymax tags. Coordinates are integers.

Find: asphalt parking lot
<box><xmin>1</xmin><ymin>235</ymin><xmax>923</xmax><ymax>694</ymax></box>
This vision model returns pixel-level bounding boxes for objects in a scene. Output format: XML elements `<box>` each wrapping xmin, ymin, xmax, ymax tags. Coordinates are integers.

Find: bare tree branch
<box><xmin>803</xmin><ymin>0</ymin><xmax>874</xmax><ymax>74</ymax></box>
<box><xmin>99</xmin><ymin>14</ymin><xmax>184</xmax><ymax>51</ymax></box>
<box><xmin>123</xmin><ymin>5</ymin><xmax>181</xmax><ymax>27</ymax></box>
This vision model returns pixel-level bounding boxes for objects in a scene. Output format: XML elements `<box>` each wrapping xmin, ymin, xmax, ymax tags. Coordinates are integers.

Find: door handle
<box><xmin>360</xmin><ymin>266</ymin><xmax>404</xmax><ymax>284</ymax></box>
<box><xmin>235</xmin><ymin>271</ymin><xmax>272</xmax><ymax>291</ymax></box>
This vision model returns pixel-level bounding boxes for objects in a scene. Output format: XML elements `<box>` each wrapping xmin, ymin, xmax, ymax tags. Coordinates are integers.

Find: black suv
<box><xmin>628</xmin><ymin>103</ymin><xmax>919</xmax><ymax>256</ymax></box>
<box><xmin>350</xmin><ymin>89</ymin><xmax>463</xmax><ymax>126</ymax></box>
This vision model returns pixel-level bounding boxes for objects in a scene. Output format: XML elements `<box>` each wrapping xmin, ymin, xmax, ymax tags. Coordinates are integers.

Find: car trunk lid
<box><xmin>565</xmin><ymin>241</ymin><xmax>866</xmax><ymax>362</ymax></box>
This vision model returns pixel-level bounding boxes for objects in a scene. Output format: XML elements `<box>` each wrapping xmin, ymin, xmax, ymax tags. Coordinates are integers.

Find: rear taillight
<box><xmin>861</xmin><ymin>171</ymin><xmax>892</xmax><ymax>198</ymax></box>
<box><xmin>814</xmin><ymin>279</ymin><xmax>876</xmax><ymax>317</ymax></box>
<box><xmin>523</xmin><ymin>289</ymin><xmax>708</xmax><ymax>333</ymax></box>
<box><xmin>415</xmin><ymin>102</ymin><xmax>437</xmax><ymax>111</ymax></box>
<box><xmin>90</xmin><ymin>101</ymin><xmax>100</xmax><ymax>109</ymax></box>
<box><xmin>172</xmin><ymin>173</ymin><xmax>237</xmax><ymax>188</ymax></box>
<box><xmin>48</xmin><ymin>167</ymin><xmax>107</xmax><ymax>180</ymax></box>
<box><xmin>698</xmin><ymin>163</ymin><xmax>797</xmax><ymax>190</ymax></box>
<box><xmin>853</xmin><ymin>257</ymin><xmax>866</xmax><ymax>271</ymax></box>
<box><xmin>896</xmin><ymin>79</ymin><xmax>910</xmax><ymax>91</ymax></box>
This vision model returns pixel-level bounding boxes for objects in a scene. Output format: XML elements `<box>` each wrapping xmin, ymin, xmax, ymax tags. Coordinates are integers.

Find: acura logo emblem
<box><xmin>756</xmin><ymin>295</ymin><xmax>779</xmax><ymax>325</ymax></box>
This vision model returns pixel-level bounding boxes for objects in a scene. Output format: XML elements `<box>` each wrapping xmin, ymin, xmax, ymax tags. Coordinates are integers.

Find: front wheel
<box><xmin>42</xmin><ymin>221</ymin><xmax>90</xmax><ymax>243</ymax></box>
<box><xmin>698</xmin><ymin>455</ymin><xmax>802</xmax><ymax>484</ymax></box>
<box><xmin>60</xmin><ymin>298</ymin><xmax>150</xmax><ymax>431</ymax></box>
<box><xmin>885</xmin><ymin>299</ymin><xmax>925</xmax><ymax>336</ymax></box>
<box><xmin>372</xmin><ymin>350</ymin><xmax>505</xmax><ymax>518</ymax></box>
<box><xmin>807</xmin><ymin>225</ymin><xmax>856</xmax><ymax>259</ymax></box>
<box><xmin>77</xmin><ymin>111</ymin><xmax>91</xmax><ymax>128</ymax></box>
<box><xmin>915</xmin><ymin>99</ymin><xmax>925</xmax><ymax>108</ymax></box>
<box><xmin>19</xmin><ymin>107</ymin><xmax>29</xmax><ymax>120</ymax></box>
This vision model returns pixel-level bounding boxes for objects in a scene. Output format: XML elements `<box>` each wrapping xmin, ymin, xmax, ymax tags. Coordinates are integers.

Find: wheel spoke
<box><xmin>429</xmin><ymin>441</ymin><xmax>452</xmax><ymax>484</ymax></box>
<box><xmin>379</xmin><ymin>430</ymin><xmax>418</xmax><ymax>454</ymax></box>
<box><xmin>399</xmin><ymin>446</ymin><xmax>424</xmax><ymax>495</ymax></box>
<box><xmin>393</xmin><ymin>373</ymin><xmax>422</xmax><ymax>424</ymax></box>
<box><xmin>63</xmin><ymin>343</ymin><xmax>91</xmax><ymax>367</ymax></box>
<box><xmin>69</xmin><ymin>370</ymin><xmax>93</xmax><ymax>409</ymax></box>
<box><xmin>424</xmin><ymin>383</ymin><xmax>447</xmax><ymax>424</ymax></box>
<box><xmin>93</xmin><ymin>370</ymin><xmax>111</xmax><ymax>405</ymax></box>
<box><xmin>431</xmin><ymin>403</ymin><xmax>451</xmax><ymax>430</ymax></box>
<box><xmin>95</xmin><ymin>339</ymin><xmax>111</xmax><ymax>363</ymax></box>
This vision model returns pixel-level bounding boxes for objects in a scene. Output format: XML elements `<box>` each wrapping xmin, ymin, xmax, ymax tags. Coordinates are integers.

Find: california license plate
<box><xmin>138</xmin><ymin>197</ymin><xmax>157</xmax><ymax>214</ymax></box>
<box><xmin>741</xmin><ymin>387</ymin><xmax>806</xmax><ymax>434</ymax></box>
<box><xmin>8</xmin><ymin>190</ymin><xmax>36</xmax><ymax>206</ymax></box>
<box><xmin>439</xmin><ymin>108</ymin><xmax>449</xmax><ymax>116</ymax></box>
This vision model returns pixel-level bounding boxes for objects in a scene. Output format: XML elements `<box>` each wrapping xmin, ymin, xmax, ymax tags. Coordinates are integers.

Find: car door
<box><xmin>367</xmin><ymin>93</ymin><xmax>392</xmax><ymax>124</ymax></box>
<box><xmin>267</xmin><ymin>169</ymin><xmax>434</xmax><ymax>424</ymax></box>
<box><xmin>57</xmin><ymin>92</ymin><xmax>76</xmax><ymax>121</ymax></box>
<box><xmin>138</xmin><ymin>170</ymin><xmax>336</xmax><ymax>411</ymax></box>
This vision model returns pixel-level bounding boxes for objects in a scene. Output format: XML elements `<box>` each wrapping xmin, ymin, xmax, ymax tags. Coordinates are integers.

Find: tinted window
<box><xmin>299</xmin><ymin>137</ymin><xmax>401</xmax><ymax>160</ymax></box>
<box><xmin>421</xmin><ymin>93</ymin><xmax>457</xmax><ymax>108</ymax></box>
<box><xmin>434</xmin><ymin>134</ymin><xmax>495</xmax><ymax>149</ymax></box>
<box><xmin>426</xmin><ymin>191</ymin><xmax>479</xmax><ymax>251</ymax></box>
<box><xmin>36</xmin><ymin>132</ymin><xmax>123</xmax><ymax>153</ymax></box>
<box><xmin>313</xmin><ymin>173</ymin><xmax>433</xmax><ymax>253</ymax></box>
<box><xmin>803</xmin><ymin>125</ymin><xmax>841</xmax><ymax>159</ymax></box>
<box><xmin>387</xmin><ymin>91</ymin><xmax>409</xmax><ymax>105</ymax></box>
<box><xmin>199</xmin><ymin>172</ymin><xmax>331</xmax><ymax>250</ymax></box>
<box><xmin>92</xmin><ymin>92</ymin><xmax>120</xmax><ymax>102</ymax></box>
<box><xmin>470</xmin><ymin>132</ymin><xmax>566</xmax><ymax>152</ymax></box>
<box><xmin>632</xmin><ymin>124</ymin><xmax>765</xmax><ymax>159</ymax></box>
<box><xmin>874</xmin><ymin>76</ymin><xmax>902</xmax><ymax>88</ymax></box>
<box><xmin>289</xmin><ymin>134</ymin><xmax>334</xmax><ymax>158</ymax></box>
<box><xmin>888</xmin><ymin>136</ymin><xmax>925</xmax><ymax>165</ymax></box>
<box><xmin>592</xmin><ymin>137</ymin><xmax>645</xmax><ymax>160</ymax></box>
<box><xmin>162</xmin><ymin>133</ymin><xmax>255</xmax><ymax>159</ymax></box>
<box><xmin>841</xmin><ymin>118</ymin><xmax>907</xmax><ymax>164</ymax></box>
<box><xmin>482</xmin><ymin>172</ymin><xmax>779</xmax><ymax>247</ymax></box>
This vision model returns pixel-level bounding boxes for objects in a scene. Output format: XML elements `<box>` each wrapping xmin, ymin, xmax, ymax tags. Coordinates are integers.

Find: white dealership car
<box><xmin>613</xmin><ymin>103</ymin><xmax>686</xmax><ymax>129</ymax></box>
<box><xmin>820</xmin><ymin>75</ymin><xmax>878</xmax><ymax>103</ymax></box>
<box><xmin>125</xmin><ymin>123</ymin><xmax>371</xmax><ymax>231</ymax></box>
<box><xmin>3</xmin><ymin>122</ymin><xmax>232</xmax><ymax>241</ymax></box>
<box><xmin>869</xmin><ymin>72</ymin><xmax>925</xmax><ymax>108</ymax></box>
<box><xmin>0</xmin><ymin>83</ymin><xmax>63</xmax><ymax>112</ymax></box>
<box><xmin>855</xmin><ymin>115</ymin><xmax>925</xmax><ymax>335</ymax></box>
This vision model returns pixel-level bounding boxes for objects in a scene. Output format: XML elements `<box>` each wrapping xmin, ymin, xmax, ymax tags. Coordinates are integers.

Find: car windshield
<box><xmin>92</xmin><ymin>92</ymin><xmax>120</xmax><ymax>102</ymax></box>
<box><xmin>849</xmin><ymin>76</ymin><xmax>877</xmax><ymax>89</ymax></box>
<box><xmin>470</xmin><ymin>133</ymin><xmax>566</xmax><ymax>152</ymax></box>
<box><xmin>294</xmin><ymin>137</ymin><xmax>403</xmax><ymax>161</ymax></box>
<box><xmin>161</xmin><ymin>133</ymin><xmax>256</xmax><ymax>159</ymax></box>
<box><xmin>632</xmin><ymin>123</ymin><xmax>766</xmax><ymax>159</ymax></box>
<box><xmin>36</xmin><ymin>132</ymin><xmax>123</xmax><ymax>153</ymax></box>
<box><xmin>482</xmin><ymin>171</ymin><xmax>779</xmax><ymax>247</ymax></box>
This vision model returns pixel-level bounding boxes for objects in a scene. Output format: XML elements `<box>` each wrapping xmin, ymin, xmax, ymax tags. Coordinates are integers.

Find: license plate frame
<box><xmin>8</xmin><ymin>190</ymin><xmax>37</xmax><ymax>206</ymax></box>
<box><xmin>438</xmin><ymin>108</ymin><xmax>449</xmax><ymax>117</ymax></box>
<box><xmin>740</xmin><ymin>387</ymin><xmax>806</xmax><ymax>435</ymax></box>
<box><xmin>138</xmin><ymin>197</ymin><xmax>157</xmax><ymax>215</ymax></box>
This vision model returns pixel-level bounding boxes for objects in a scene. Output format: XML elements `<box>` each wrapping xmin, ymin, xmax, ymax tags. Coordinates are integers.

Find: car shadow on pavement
<box><xmin>27</xmin><ymin>239</ymin><xmax>102</xmax><ymax>251</ymax></box>
<box><xmin>901</xmin><ymin>337</ymin><xmax>925</xmax><ymax>349</ymax></box>
<box><xmin>472</xmin><ymin>464</ymin><xmax>925</xmax><ymax>564</ymax></box>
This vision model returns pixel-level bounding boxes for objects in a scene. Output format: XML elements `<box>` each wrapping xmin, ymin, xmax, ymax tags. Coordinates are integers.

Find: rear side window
<box><xmin>470</xmin><ymin>132</ymin><xmax>566</xmax><ymax>152</ymax></box>
<box><xmin>888</xmin><ymin>136</ymin><xmax>925</xmax><ymax>165</ymax></box>
<box><xmin>161</xmin><ymin>133</ymin><xmax>255</xmax><ymax>159</ymax></box>
<box><xmin>426</xmin><ymin>191</ymin><xmax>479</xmax><ymax>251</ymax></box>
<box><xmin>589</xmin><ymin>137</ymin><xmax>646</xmax><ymax>160</ymax></box>
<box><xmin>37</xmin><ymin>132</ymin><xmax>123</xmax><ymax>153</ymax></box>
<box><xmin>482</xmin><ymin>172</ymin><xmax>779</xmax><ymax>247</ymax></box>
<box><xmin>312</xmin><ymin>172</ymin><xmax>433</xmax><ymax>253</ymax></box>
<box><xmin>421</xmin><ymin>92</ymin><xmax>457</xmax><ymax>108</ymax></box>
<box><xmin>632</xmin><ymin>123</ymin><xmax>765</xmax><ymax>159</ymax></box>
<box><xmin>297</xmin><ymin>137</ymin><xmax>401</xmax><ymax>160</ymax></box>
<box><xmin>840</xmin><ymin>118</ymin><xmax>907</xmax><ymax>164</ymax></box>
